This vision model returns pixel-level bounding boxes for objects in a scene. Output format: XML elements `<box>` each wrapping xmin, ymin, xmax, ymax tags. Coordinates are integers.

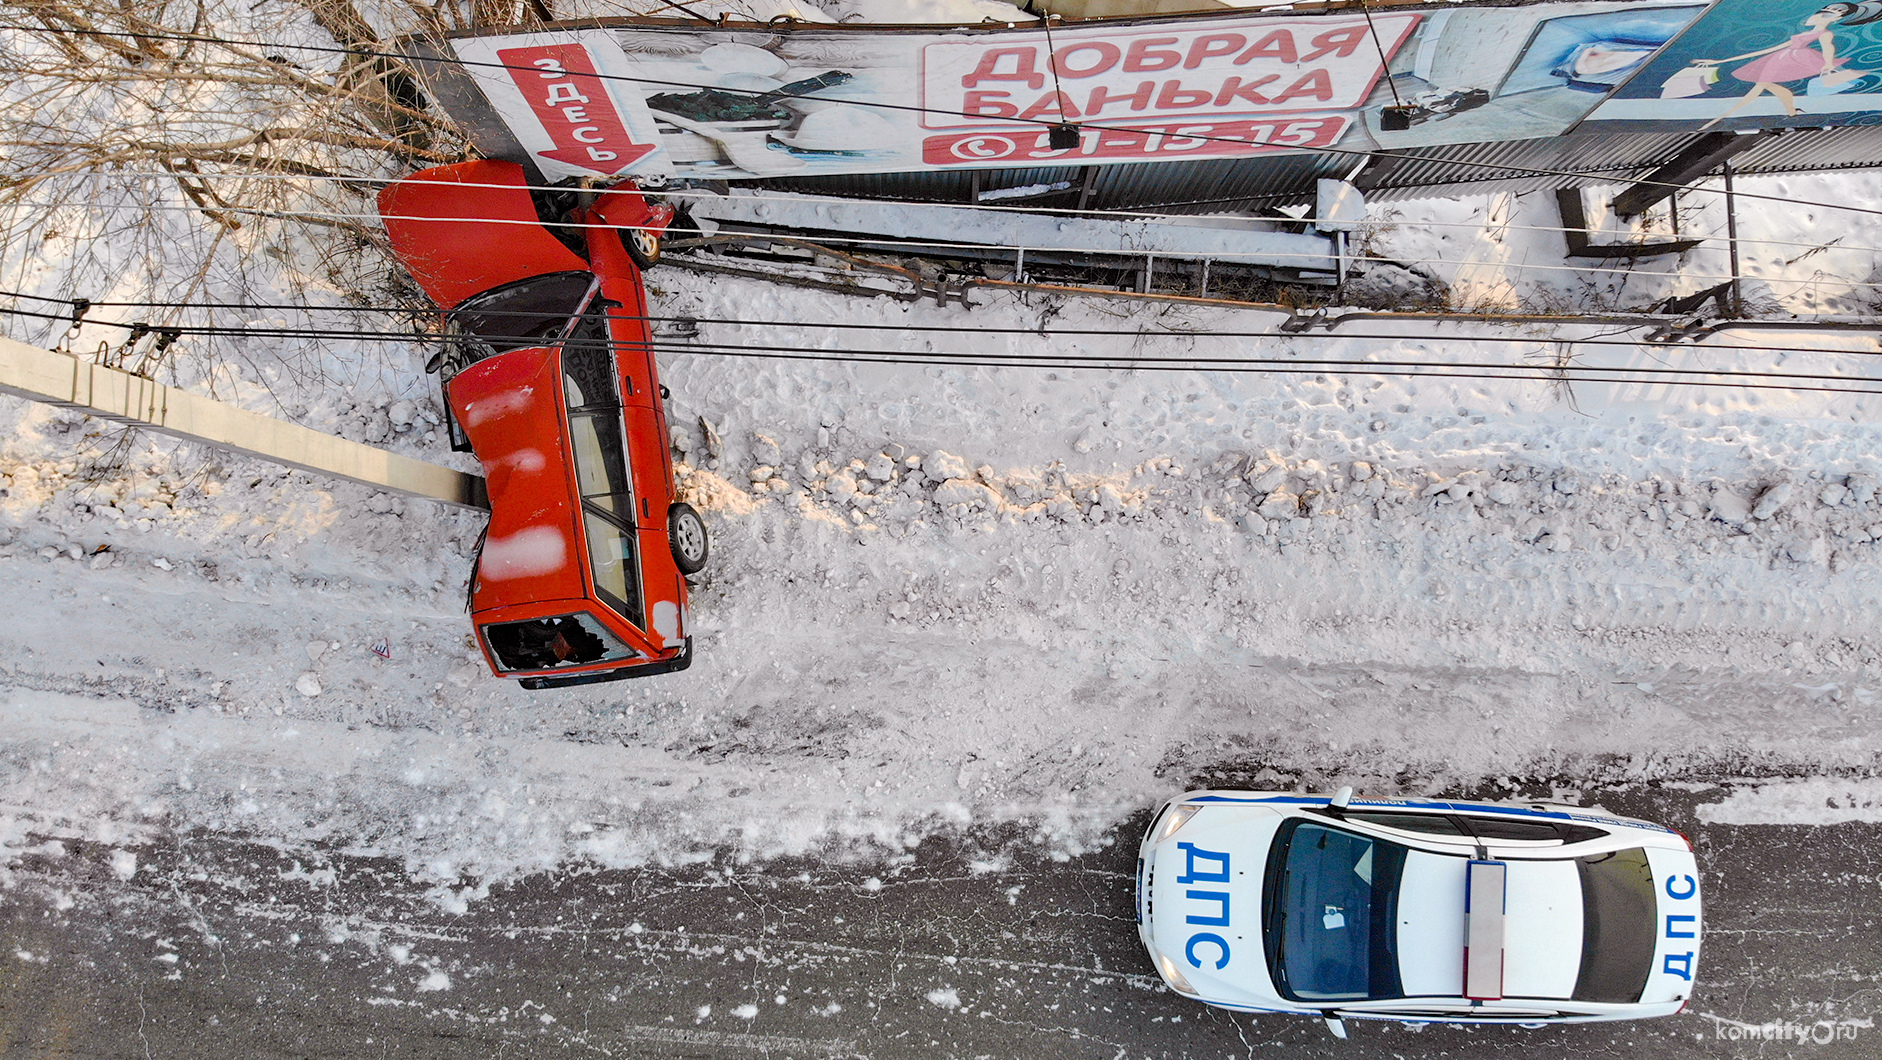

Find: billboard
<box><xmin>432</xmin><ymin>3</ymin><xmax>1712</xmax><ymax>181</ymax></box>
<box><xmin>1583</xmin><ymin>0</ymin><xmax>1882</xmax><ymax>132</ymax></box>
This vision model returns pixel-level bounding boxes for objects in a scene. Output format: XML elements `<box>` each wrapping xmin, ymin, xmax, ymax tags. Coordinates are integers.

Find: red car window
<box><xmin>483</xmin><ymin>612</ymin><xmax>635</xmax><ymax>673</ymax></box>
<box><xmin>582</xmin><ymin>510</ymin><xmax>643</xmax><ymax>628</ymax></box>
<box><xmin>559</xmin><ymin>316</ymin><xmax>645</xmax><ymax>629</ymax></box>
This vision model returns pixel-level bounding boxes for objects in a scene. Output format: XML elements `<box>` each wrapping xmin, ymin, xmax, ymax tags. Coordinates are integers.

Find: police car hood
<box><xmin>1145</xmin><ymin>806</ymin><xmax>1286</xmax><ymax>1008</ymax></box>
<box><xmin>1396</xmin><ymin>843</ymin><xmax>1702</xmax><ymax>1004</ymax></box>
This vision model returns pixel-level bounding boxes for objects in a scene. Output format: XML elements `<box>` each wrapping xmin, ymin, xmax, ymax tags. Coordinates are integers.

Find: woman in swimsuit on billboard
<box><xmin>1694</xmin><ymin>2</ymin><xmax>1882</xmax><ymax>130</ymax></box>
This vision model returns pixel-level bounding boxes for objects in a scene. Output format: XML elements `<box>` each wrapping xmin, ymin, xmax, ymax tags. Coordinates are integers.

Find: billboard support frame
<box><xmin>1610</xmin><ymin>128</ymin><xmax>1773</xmax><ymax>216</ymax></box>
<box><xmin>1555</xmin><ymin>187</ymin><xmax>1705</xmax><ymax>259</ymax></box>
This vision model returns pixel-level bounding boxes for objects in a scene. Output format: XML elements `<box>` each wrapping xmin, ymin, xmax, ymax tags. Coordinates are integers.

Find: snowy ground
<box><xmin>2</xmin><ymin>1</ymin><xmax>1881</xmax><ymax>1043</ymax></box>
<box><xmin>4</xmin><ymin>169</ymin><xmax>1882</xmax><ymax>907</ymax></box>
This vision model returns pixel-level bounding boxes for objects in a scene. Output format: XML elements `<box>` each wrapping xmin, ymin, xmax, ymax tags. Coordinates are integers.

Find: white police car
<box><xmin>1136</xmin><ymin>788</ymin><xmax>1701</xmax><ymax>1036</ymax></box>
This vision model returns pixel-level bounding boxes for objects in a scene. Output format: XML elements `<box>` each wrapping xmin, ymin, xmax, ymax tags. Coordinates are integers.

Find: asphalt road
<box><xmin>2</xmin><ymin>785</ymin><xmax>1877</xmax><ymax>1059</ymax></box>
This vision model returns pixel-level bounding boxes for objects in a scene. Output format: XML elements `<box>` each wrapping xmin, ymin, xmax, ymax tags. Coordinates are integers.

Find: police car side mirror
<box><xmin>1329</xmin><ymin>786</ymin><xmax>1354</xmax><ymax>812</ymax></box>
<box><xmin>1322</xmin><ymin>1014</ymin><xmax>1349</xmax><ymax>1039</ymax></box>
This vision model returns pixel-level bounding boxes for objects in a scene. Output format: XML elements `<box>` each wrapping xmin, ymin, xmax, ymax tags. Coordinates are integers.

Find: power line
<box><xmin>9</xmin><ymin>195</ymin><xmax>1877</xmax><ymax>293</ymax></box>
<box><xmin>5</xmin><ymin>294</ymin><xmax>1880</xmax><ymax>358</ymax></box>
<box><xmin>18</xmin><ymin>169</ymin><xmax>1878</xmax><ymax>262</ymax></box>
<box><xmin>5</xmin><ymin>306</ymin><xmax>1878</xmax><ymax>397</ymax></box>
<box><xmin>7</xmin><ymin>20</ymin><xmax>1882</xmax><ymax>223</ymax></box>
<box><xmin>1</xmin><ymin>292</ymin><xmax>1877</xmax><ymax>361</ymax></box>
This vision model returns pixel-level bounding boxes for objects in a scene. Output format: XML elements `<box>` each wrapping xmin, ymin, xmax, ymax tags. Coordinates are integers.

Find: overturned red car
<box><xmin>379</xmin><ymin>160</ymin><xmax>706</xmax><ymax>689</ymax></box>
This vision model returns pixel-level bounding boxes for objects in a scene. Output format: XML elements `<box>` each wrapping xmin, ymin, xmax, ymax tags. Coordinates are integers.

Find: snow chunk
<box><xmin>1699</xmin><ymin>779</ymin><xmax>1882</xmax><ymax>826</ymax></box>
<box><xmin>1708</xmin><ymin>486</ymin><xmax>1751</xmax><ymax>525</ymax></box>
<box><xmin>110</xmin><ymin>850</ymin><xmax>138</xmax><ymax>880</ymax></box>
<box><xmin>732</xmin><ymin>1003</ymin><xmax>759</xmax><ymax>1020</ymax></box>
<box><xmin>415</xmin><ymin>970</ymin><xmax>452</xmax><ymax>992</ymax></box>
<box><xmin>1257</xmin><ymin>489</ymin><xmax>1298</xmax><ymax>520</ymax></box>
<box><xmin>924</xmin><ymin>987</ymin><xmax>961</xmax><ymax>1010</ymax></box>
<box><xmin>1751</xmin><ymin>482</ymin><xmax>1793</xmax><ymax>520</ymax></box>
<box><xmin>751</xmin><ymin>433</ymin><xmax>781</xmax><ymax>467</ymax></box>
<box><xmin>934</xmin><ymin>479</ymin><xmax>999</xmax><ymax>512</ymax></box>
<box><xmin>925</xmin><ymin>450</ymin><xmax>969</xmax><ymax>480</ymax></box>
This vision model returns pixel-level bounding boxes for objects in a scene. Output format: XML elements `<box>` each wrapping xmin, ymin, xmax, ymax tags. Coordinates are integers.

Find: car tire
<box><xmin>667</xmin><ymin>502</ymin><xmax>708</xmax><ymax>574</ymax></box>
<box><xmin>624</xmin><ymin>227</ymin><xmax>661</xmax><ymax>269</ymax></box>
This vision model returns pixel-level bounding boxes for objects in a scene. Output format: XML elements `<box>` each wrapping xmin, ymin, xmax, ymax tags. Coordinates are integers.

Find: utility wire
<box><xmin>6</xmin><ymin>21</ymin><xmax>1882</xmax><ymax>223</ymax></box>
<box><xmin>9</xmin><ymin>196</ymin><xmax>1877</xmax><ymax>292</ymax></box>
<box><xmin>18</xmin><ymin>170</ymin><xmax>1877</xmax><ymax>261</ymax></box>
<box><xmin>5</xmin><ymin>306</ymin><xmax>1879</xmax><ymax>397</ymax></box>
<box><xmin>2</xmin><ymin>294</ymin><xmax>1877</xmax><ymax>360</ymax></box>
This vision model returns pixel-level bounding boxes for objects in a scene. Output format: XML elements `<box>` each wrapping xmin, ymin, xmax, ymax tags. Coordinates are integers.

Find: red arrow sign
<box><xmin>497</xmin><ymin>43</ymin><xmax>657</xmax><ymax>175</ymax></box>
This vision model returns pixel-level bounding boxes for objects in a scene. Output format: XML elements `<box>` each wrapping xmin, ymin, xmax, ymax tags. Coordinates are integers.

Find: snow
<box><xmin>1698</xmin><ymin>778</ymin><xmax>1882</xmax><ymax>826</ymax></box>
<box><xmin>479</xmin><ymin>526</ymin><xmax>570</xmax><ymax>580</ymax></box>
<box><xmin>2</xmin><ymin>0</ymin><xmax>1882</xmax><ymax>904</ymax></box>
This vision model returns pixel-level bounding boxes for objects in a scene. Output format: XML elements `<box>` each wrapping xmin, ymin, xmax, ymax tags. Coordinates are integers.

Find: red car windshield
<box><xmin>449</xmin><ymin>271</ymin><xmax>593</xmax><ymax>360</ymax></box>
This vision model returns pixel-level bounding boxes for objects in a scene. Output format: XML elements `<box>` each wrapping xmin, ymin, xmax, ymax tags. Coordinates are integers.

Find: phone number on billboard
<box><xmin>921</xmin><ymin>115</ymin><xmax>1347</xmax><ymax>165</ymax></box>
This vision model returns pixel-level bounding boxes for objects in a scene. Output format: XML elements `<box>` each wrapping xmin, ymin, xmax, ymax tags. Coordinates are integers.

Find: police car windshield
<box><xmin>1263</xmin><ymin>819</ymin><xmax>1408</xmax><ymax>1001</ymax></box>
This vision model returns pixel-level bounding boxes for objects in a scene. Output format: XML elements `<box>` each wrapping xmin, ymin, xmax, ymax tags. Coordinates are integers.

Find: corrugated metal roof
<box><xmin>1086</xmin><ymin>152</ymin><xmax>1355</xmax><ymax>213</ymax></box>
<box><xmin>1732</xmin><ymin>124</ymin><xmax>1882</xmax><ymax>175</ymax></box>
<box><xmin>1355</xmin><ymin>131</ymin><xmax>1699</xmax><ymax>203</ymax></box>
<box><xmin>744</xmin><ymin>126</ymin><xmax>1882</xmax><ymax>216</ymax></box>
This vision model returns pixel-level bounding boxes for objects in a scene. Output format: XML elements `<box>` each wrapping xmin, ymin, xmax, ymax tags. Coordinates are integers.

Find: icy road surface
<box><xmin>2</xmin><ymin>787</ymin><xmax>1877</xmax><ymax>1058</ymax></box>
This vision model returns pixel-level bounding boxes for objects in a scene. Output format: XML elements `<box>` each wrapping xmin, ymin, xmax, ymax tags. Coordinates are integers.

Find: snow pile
<box><xmin>4</xmin><ymin>257</ymin><xmax>1882</xmax><ymax>898</ymax></box>
<box><xmin>1362</xmin><ymin>172</ymin><xmax>1882</xmax><ymax>318</ymax></box>
<box><xmin>1698</xmin><ymin>778</ymin><xmax>1882</xmax><ymax>826</ymax></box>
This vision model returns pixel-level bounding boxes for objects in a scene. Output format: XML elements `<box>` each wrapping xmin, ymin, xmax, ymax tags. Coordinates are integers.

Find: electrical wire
<box><xmin>10</xmin><ymin>194</ymin><xmax>1878</xmax><ymax>293</ymax></box>
<box><xmin>6</xmin><ymin>20</ymin><xmax>1882</xmax><ymax>223</ymax></box>
<box><xmin>1</xmin><ymin>292</ymin><xmax>1877</xmax><ymax>361</ymax></box>
<box><xmin>17</xmin><ymin>169</ymin><xmax>1879</xmax><ymax>262</ymax></box>
<box><xmin>5</xmin><ymin>304</ymin><xmax>1878</xmax><ymax>397</ymax></box>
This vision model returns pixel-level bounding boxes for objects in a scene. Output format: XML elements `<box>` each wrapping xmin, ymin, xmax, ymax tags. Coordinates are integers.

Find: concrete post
<box><xmin>0</xmin><ymin>335</ymin><xmax>488</xmax><ymax>511</ymax></box>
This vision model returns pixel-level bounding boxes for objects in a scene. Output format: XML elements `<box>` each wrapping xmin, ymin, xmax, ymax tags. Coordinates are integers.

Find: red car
<box><xmin>379</xmin><ymin>160</ymin><xmax>706</xmax><ymax>689</ymax></box>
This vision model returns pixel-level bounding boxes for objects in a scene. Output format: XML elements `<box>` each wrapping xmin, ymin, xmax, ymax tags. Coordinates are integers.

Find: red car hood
<box><xmin>449</xmin><ymin>346</ymin><xmax>586</xmax><ymax>612</ymax></box>
<box><xmin>378</xmin><ymin>160</ymin><xmax>587</xmax><ymax>310</ymax></box>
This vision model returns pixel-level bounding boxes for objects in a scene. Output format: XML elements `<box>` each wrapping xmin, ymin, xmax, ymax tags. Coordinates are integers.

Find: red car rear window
<box><xmin>483</xmin><ymin>612</ymin><xmax>635</xmax><ymax>672</ymax></box>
